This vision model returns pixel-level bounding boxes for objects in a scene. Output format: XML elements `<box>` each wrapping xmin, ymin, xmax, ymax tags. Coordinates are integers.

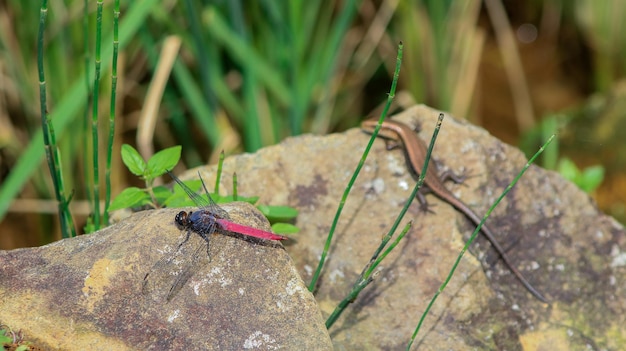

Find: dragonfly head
<box><xmin>175</xmin><ymin>211</ymin><xmax>190</xmax><ymax>228</ymax></box>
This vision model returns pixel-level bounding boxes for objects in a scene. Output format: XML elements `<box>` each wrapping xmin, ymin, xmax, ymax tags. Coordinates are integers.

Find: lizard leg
<box><xmin>415</xmin><ymin>187</ymin><xmax>437</xmax><ymax>214</ymax></box>
<box><xmin>439</xmin><ymin>168</ymin><xmax>471</xmax><ymax>184</ymax></box>
<box><xmin>382</xmin><ymin>139</ymin><xmax>402</xmax><ymax>151</ymax></box>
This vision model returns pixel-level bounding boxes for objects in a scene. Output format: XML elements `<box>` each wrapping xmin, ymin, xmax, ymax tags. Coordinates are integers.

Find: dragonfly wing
<box><xmin>197</xmin><ymin>171</ymin><xmax>229</xmax><ymax>219</ymax></box>
<box><xmin>167</xmin><ymin>170</ymin><xmax>229</xmax><ymax>219</ymax></box>
<box><xmin>167</xmin><ymin>170</ymin><xmax>211</xmax><ymax>207</ymax></box>
<box><xmin>143</xmin><ymin>231</ymin><xmax>210</xmax><ymax>302</ymax></box>
<box><xmin>165</xmin><ymin>241</ymin><xmax>209</xmax><ymax>302</ymax></box>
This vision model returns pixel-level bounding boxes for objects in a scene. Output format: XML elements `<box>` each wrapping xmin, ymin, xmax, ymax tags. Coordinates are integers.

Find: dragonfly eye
<box><xmin>175</xmin><ymin>211</ymin><xmax>189</xmax><ymax>227</ymax></box>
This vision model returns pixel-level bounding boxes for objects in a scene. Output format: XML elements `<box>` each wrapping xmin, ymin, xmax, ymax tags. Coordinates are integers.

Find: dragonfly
<box><xmin>142</xmin><ymin>170</ymin><xmax>288</xmax><ymax>302</ymax></box>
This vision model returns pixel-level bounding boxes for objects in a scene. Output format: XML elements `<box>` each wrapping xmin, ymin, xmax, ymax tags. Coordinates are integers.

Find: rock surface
<box><xmin>0</xmin><ymin>203</ymin><xmax>331</xmax><ymax>350</ymax></box>
<box><xmin>215</xmin><ymin>105</ymin><xmax>625</xmax><ymax>350</ymax></box>
<box><xmin>2</xmin><ymin>104</ymin><xmax>625</xmax><ymax>350</ymax></box>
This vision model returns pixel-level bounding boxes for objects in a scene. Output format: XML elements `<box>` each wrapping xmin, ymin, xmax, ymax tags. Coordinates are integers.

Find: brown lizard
<box><xmin>361</xmin><ymin>118</ymin><xmax>547</xmax><ymax>302</ymax></box>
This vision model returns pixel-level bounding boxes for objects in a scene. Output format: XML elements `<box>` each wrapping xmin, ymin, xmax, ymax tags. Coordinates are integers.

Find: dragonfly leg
<box><xmin>176</xmin><ymin>229</ymin><xmax>193</xmax><ymax>250</ymax></box>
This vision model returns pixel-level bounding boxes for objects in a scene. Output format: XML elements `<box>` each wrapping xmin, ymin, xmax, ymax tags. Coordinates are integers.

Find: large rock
<box><xmin>218</xmin><ymin>105</ymin><xmax>625</xmax><ymax>350</ymax></box>
<box><xmin>0</xmin><ymin>203</ymin><xmax>331</xmax><ymax>350</ymax></box>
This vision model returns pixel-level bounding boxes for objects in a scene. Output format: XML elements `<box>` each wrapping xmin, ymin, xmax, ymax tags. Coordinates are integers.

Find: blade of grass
<box><xmin>395</xmin><ymin>0</ymin><xmax>482</xmax><ymax>119</ymax></box>
<box><xmin>226</xmin><ymin>2</ymin><xmax>265</xmax><ymax>150</ymax></box>
<box><xmin>203</xmin><ymin>7</ymin><xmax>290</xmax><ymax>108</ymax></box>
<box><xmin>307</xmin><ymin>0</ymin><xmax>359</xmax><ymax>135</ymax></box>
<box><xmin>242</xmin><ymin>70</ymin><xmax>262</xmax><ymax>151</ymax></box>
<box><xmin>134</xmin><ymin>26</ymin><xmax>219</xmax><ymax>161</ymax></box>
<box><xmin>406</xmin><ymin>134</ymin><xmax>556</xmax><ymax>350</ymax></box>
<box><xmin>183</xmin><ymin>0</ymin><xmax>217</xmax><ymax>110</ymax></box>
<box><xmin>308</xmin><ymin>42</ymin><xmax>403</xmax><ymax>293</ymax></box>
<box><xmin>170</xmin><ymin>59</ymin><xmax>222</xmax><ymax>147</ymax></box>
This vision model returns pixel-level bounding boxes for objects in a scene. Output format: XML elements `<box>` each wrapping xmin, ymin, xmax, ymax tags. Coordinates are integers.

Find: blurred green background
<box><xmin>1</xmin><ymin>0</ymin><xmax>625</xmax><ymax>247</ymax></box>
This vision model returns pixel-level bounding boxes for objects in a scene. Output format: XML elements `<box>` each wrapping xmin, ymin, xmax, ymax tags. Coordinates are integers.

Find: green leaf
<box><xmin>163</xmin><ymin>192</ymin><xmax>189</xmax><ymax>208</ymax></box>
<box><xmin>121</xmin><ymin>144</ymin><xmax>147</xmax><ymax>176</ymax></box>
<box><xmin>147</xmin><ymin>145</ymin><xmax>182</xmax><ymax>177</ymax></box>
<box><xmin>271</xmin><ymin>223</ymin><xmax>300</xmax><ymax>234</ymax></box>
<box><xmin>558</xmin><ymin>158</ymin><xmax>605</xmax><ymax>194</ymax></box>
<box><xmin>0</xmin><ymin>329</ymin><xmax>12</xmax><ymax>344</ymax></box>
<box><xmin>153</xmin><ymin>185</ymin><xmax>173</xmax><ymax>206</ymax></box>
<box><xmin>257</xmin><ymin>205</ymin><xmax>299</xmax><ymax>221</ymax></box>
<box><xmin>109</xmin><ymin>187</ymin><xmax>152</xmax><ymax>211</ymax></box>
<box><xmin>579</xmin><ymin>165</ymin><xmax>604</xmax><ymax>193</ymax></box>
<box><xmin>83</xmin><ymin>216</ymin><xmax>95</xmax><ymax>234</ymax></box>
<box><xmin>557</xmin><ymin>158</ymin><xmax>579</xmax><ymax>181</ymax></box>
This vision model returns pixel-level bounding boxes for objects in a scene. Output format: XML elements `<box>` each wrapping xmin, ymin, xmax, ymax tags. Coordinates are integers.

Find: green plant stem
<box><xmin>232</xmin><ymin>172</ymin><xmax>238</xmax><ymax>201</ymax></box>
<box><xmin>104</xmin><ymin>0</ymin><xmax>120</xmax><ymax>225</ymax></box>
<box><xmin>82</xmin><ymin>0</ymin><xmax>92</xmax><ymax>228</ymax></box>
<box><xmin>325</xmin><ymin>221</ymin><xmax>412</xmax><ymax>328</ymax></box>
<box><xmin>91</xmin><ymin>0</ymin><xmax>104</xmax><ymax>229</ymax></box>
<box><xmin>373</xmin><ymin>113</ymin><xmax>445</xmax><ymax>262</ymax></box>
<box><xmin>406</xmin><ymin>134</ymin><xmax>556</xmax><ymax>350</ymax></box>
<box><xmin>214</xmin><ymin>150</ymin><xmax>224</xmax><ymax>194</ymax></box>
<box><xmin>38</xmin><ymin>0</ymin><xmax>76</xmax><ymax>238</ymax></box>
<box><xmin>324</xmin><ymin>113</ymin><xmax>445</xmax><ymax>328</ymax></box>
<box><xmin>308</xmin><ymin>42</ymin><xmax>404</xmax><ymax>293</ymax></box>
